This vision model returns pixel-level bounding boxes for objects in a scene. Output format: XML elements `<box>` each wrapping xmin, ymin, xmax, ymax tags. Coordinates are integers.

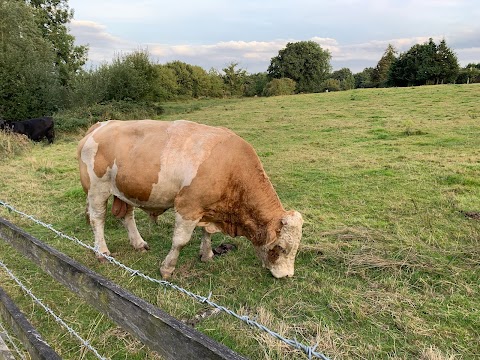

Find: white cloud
<box><xmin>70</xmin><ymin>19</ymin><xmax>480</xmax><ymax>74</ymax></box>
<box><xmin>456</xmin><ymin>47</ymin><xmax>480</xmax><ymax>66</ymax></box>
<box><xmin>69</xmin><ymin>20</ymin><xmax>135</xmax><ymax>64</ymax></box>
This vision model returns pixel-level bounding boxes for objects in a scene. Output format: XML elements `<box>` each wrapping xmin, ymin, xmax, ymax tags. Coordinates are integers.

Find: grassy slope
<box><xmin>0</xmin><ymin>84</ymin><xmax>479</xmax><ymax>359</ymax></box>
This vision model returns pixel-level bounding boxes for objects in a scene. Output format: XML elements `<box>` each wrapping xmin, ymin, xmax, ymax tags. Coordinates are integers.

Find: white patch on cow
<box><xmin>80</xmin><ymin>121</ymin><xmax>111</xmax><ymax>185</ymax></box>
<box><xmin>109</xmin><ymin>161</ymin><xmax>133</xmax><ymax>204</ymax></box>
<box><xmin>81</xmin><ymin>134</ymin><xmax>99</xmax><ymax>180</ymax></box>
<box><xmin>81</xmin><ymin>127</ymin><xmax>114</xmax><ymax>198</ymax></box>
<box><xmin>147</xmin><ymin>120</ymin><xmax>232</xmax><ymax>205</ymax></box>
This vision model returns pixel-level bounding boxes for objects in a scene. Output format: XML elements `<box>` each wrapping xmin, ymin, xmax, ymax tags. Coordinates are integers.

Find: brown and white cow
<box><xmin>77</xmin><ymin>120</ymin><xmax>303</xmax><ymax>279</ymax></box>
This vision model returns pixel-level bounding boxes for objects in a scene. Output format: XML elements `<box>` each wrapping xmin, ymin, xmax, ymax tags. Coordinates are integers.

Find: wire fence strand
<box><xmin>0</xmin><ymin>320</ymin><xmax>26</xmax><ymax>360</ymax></box>
<box><xmin>0</xmin><ymin>200</ymin><xmax>331</xmax><ymax>360</ymax></box>
<box><xmin>0</xmin><ymin>260</ymin><xmax>107</xmax><ymax>360</ymax></box>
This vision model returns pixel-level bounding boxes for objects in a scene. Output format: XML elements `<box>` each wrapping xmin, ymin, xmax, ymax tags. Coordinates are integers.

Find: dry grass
<box><xmin>0</xmin><ymin>131</ymin><xmax>32</xmax><ymax>158</ymax></box>
<box><xmin>420</xmin><ymin>346</ymin><xmax>456</xmax><ymax>360</ymax></box>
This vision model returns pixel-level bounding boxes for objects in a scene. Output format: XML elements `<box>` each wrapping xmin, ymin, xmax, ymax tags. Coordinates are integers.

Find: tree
<box><xmin>189</xmin><ymin>65</ymin><xmax>211</xmax><ymax>98</ymax></box>
<box><xmin>388</xmin><ymin>38</ymin><xmax>459</xmax><ymax>86</ymax></box>
<box><xmin>330</xmin><ymin>68</ymin><xmax>355</xmax><ymax>90</ymax></box>
<box><xmin>435</xmin><ymin>39</ymin><xmax>460</xmax><ymax>84</ymax></box>
<box><xmin>101</xmin><ymin>50</ymin><xmax>158</xmax><ymax>102</ymax></box>
<box><xmin>267</xmin><ymin>41</ymin><xmax>331</xmax><ymax>93</ymax></box>
<box><xmin>28</xmin><ymin>0</ymin><xmax>88</xmax><ymax>87</ymax></box>
<box><xmin>166</xmin><ymin>61</ymin><xmax>195</xmax><ymax>97</ymax></box>
<box><xmin>205</xmin><ymin>68</ymin><xmax>225</xmax><ymax>98</ymax></box>
<box><xmin>0</xmin><ymin>0</ymin><xmax>62</xmax><ymax>119</ymax></box>
<box><xmin>456</xmin><ymin>64</ymin><xmax>480</xmax><ymax>84</ymax></box>
<box><xmin>263</xmin><ymin>78</ymin><xmax>296</xmax><ymax>96</ymax></box>
<box><xmin>372</xmin><ymin>44</ymin><xmax>397</xmax><ymax>87</ymax></box>
<box><xmin>354</xmin><ymin>67</ymin><xmax>375</xmax><ymax>88</ymax></box>
<box><xmin>388</xmin><ymin>45</ymin><xmax>420</xmax><ymax>86</ymax></box>
<box><xmin>222</xmin><ymin>62</ymin><xmax>247</xmax><ymax>96</ymax></box>
<box><xmin>417</xmin><ymin>38</ymin><xmax>439</xmax><ymax>85</ymax></box>
<box><xmin>154</xmin><ymin>65</ymin><xmax>179</xmax><ymax>101</ymax></box>
<box><xmin>244</xmin><ymin>72</ymin><xmax>269</xmax><ymax>97</ymax></box>
<box><xmin>164</xmin><ymin>61</ymin><xmax>225</xmax><ymax>98</ymax></box>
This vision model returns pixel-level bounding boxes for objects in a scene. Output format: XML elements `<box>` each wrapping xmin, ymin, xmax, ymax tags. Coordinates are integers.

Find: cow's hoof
<box><xmin>136</xmin><ymin>242</ymin><xmax>150</xmax><ymax>252</ymax></box>
<box><xmin>97</xmin><ymin>252</ymin><xmax>111</xmax><ymax>263</ymax></box>
<box><xmin>160</xmin><ymin>267</ymin><xmax>173</xmax><ymax>280</ymax></box>
<box><xmin>200</xmin><ymin>251</ymin><xmax>214</xmax><ymax>262</ymax></box>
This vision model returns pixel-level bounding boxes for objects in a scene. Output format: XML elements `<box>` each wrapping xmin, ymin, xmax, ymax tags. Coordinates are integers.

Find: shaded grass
<box><xmin>1</xmin><ymin>84</ymin><xmax>480</xmax><ymax>359</ymax></box>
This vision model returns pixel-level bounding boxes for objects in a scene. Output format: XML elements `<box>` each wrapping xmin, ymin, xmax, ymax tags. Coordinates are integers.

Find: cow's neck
<box><xmin>228</xmin><ymin>171</ymin><xmax>285</xmax><ymax>246</ymax></box>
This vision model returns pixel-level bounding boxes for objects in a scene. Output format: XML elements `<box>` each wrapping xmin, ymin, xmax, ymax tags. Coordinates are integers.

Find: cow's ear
<box><xmin>281</xmin><ymin>213</ymin><xmax>292</xmax><ymax>227</ymax></box>
<box><xmin>281</xmin><ymin>211</ymin><xmax>303</xmax><ymax>227</ymax></box>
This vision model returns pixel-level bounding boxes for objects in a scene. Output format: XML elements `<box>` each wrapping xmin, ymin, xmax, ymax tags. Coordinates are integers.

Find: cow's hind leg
<box><xmin>87</xmin><ymin>192</ymin><xmax>110</xmax><ymax>259</ymax></box>
<box><xmin>199</xmin><ymin>228</ymin><xmax>214</xmax><ymax>262</ymax></box>
<box><xmin>46</xmin><ymin>126</ymin><xmax>55</xmax><ymax>144</ymax></box>
<box><xmin>160</xmin><ymin>212</ymin><xmax>198</xmax><ymax>279</ymax></box>
<box><xmin>122</xmin><ymin>205</ymin><xmax>149</xmax><ymax>251</ymax></box>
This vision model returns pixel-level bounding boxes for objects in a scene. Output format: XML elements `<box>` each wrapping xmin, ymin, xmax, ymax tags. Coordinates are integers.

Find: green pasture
<box><xmin>0</xmin><ymin>84</ymin><xmax>479</xmax><ymax>359</ymax></box>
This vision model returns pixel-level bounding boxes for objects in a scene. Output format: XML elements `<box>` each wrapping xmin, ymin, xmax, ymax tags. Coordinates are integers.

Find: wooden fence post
<box><xmin>0</xmin><ymin>286</ymin><xmax>61</xmax><ymax>360</ymax></box>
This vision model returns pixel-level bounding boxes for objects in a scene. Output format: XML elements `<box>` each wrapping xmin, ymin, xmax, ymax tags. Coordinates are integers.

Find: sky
<box><xmin>68</xmin><ymin>0</ymin><xmax>480</xmax><ymax>74</ymax></box>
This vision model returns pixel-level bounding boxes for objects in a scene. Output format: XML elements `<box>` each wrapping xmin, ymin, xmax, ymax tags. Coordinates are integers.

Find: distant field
<box><xmin>1</xmin><ymin>84</ymin><xmax>479</xmax><ymax>359</ymax></box>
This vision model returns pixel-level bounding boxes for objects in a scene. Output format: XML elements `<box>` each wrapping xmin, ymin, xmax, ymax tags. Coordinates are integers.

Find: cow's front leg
<box><xmin>199</xmin><ymin>228</ymin><xmax>214</xmax><ymax>262</ymax></box>
<box><xmin>122</xmin><ymin>204</ymin><xmax>149</xmax><ymax>251</ymax></box>
<box><xmin>160</xmin><ymin>212</ymin><xmax>198</xmax><ymax>279</ymax></box>
<box><xmin>87</xmin><ymin>195</ymin><xmax>110</xmax><ymax>259</ymax></box>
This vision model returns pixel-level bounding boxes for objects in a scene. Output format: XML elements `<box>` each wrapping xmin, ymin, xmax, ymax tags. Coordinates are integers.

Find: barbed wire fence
<box><xmin>0</xmin><ymin>318</ymin><xmax>26</xmax><ymax>360</ymax></box>
<box><xmin>0</xmin><ymin>200</ymin><xmax>331</xmax><ymax>360</ymax></box>
<box><xmin>0</xmin><ymin>260</ymin><xmax>107</xmax><ymax>360</ymax></box>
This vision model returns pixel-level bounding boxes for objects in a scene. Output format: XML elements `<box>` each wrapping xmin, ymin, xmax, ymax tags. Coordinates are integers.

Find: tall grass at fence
<box><xmin>0</xmin><ymin>131</ymin><xmax>32</xmax><ymax>158</ymax></box>
<box><xmin>1</xmin><ymin>84</ymin><xmax>480</xmax><ymax>359</ymax></box>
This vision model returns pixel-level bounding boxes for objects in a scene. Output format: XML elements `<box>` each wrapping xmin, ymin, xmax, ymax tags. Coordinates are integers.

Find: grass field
<box><xmin>0</xmin><ymin>84</ymin><xmax>479</xmax><ymax>359</ymax></box>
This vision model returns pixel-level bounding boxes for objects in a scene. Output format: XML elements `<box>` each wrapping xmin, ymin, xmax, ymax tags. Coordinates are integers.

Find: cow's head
<box><xmin>255</xmin><ymin>210</ymin><xmax>303</xmax><ymax>278</ymax></box>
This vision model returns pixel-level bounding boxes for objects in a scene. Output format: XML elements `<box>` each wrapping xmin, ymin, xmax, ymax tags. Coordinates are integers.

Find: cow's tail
<box><xmin>85</xmin><ymin>199</ymin><xmax>90</xmax><ymax>224</ymax></box>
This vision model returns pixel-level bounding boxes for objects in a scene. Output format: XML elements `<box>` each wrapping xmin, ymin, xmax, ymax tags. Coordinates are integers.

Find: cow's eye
<box><xmin>267</xmin><ymin>245</ymin><xmax>282</xmax><ymax>263</ymax></box>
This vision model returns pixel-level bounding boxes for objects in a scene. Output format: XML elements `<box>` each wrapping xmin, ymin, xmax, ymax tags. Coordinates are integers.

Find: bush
<box><xmin>68</xmin><ymin>68</ymin><xmax>108</xmax><ymax>107</ymax></box>
<box><xmin>320</xmin><ymin>79</ymin><xmax>341</xmax><ymax>92</ymax></box>
<box><xmin>244</xmin><ymin>73</ymin><xmax>269</xmax><ymax>97</ymax></box>
<box><xmin>55</xmin><ymin>101</ymin><xmax>164</xmax><ymax>133</ymax></box>
<box><xmin>263</xmin><ymin>78</ymin><xmax>296</xmax><ymax>96</ymax></box>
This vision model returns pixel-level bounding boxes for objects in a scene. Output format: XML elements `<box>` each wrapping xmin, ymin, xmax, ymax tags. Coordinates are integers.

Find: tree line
<box><xmin>1</xmin><ymin>0</ymin><xmax>479</xmax><ymax>121</ymax></box>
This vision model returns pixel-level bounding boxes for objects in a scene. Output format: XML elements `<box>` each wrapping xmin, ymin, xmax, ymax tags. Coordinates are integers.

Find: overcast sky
<box><xmin>68</xmin><ymin>0</ymin><xmax>480</xmax><ymax>74</ymax></box>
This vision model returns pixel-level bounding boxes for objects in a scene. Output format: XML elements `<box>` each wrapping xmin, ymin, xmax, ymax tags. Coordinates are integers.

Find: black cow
<box><xmin>0</xmin><ymin>117</ymin><xmax>55</xmax><ymax>143</ymax></box>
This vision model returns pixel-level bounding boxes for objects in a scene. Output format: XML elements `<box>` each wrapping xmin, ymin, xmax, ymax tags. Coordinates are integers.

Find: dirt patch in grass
<box><xmin>461</xmin><ymin>211</ymin><xmax>480</xmax><ymax>220</ymax></box>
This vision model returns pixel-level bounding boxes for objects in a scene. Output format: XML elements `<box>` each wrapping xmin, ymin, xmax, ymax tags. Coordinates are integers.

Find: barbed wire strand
<box><xmin>0</xmin><ymin>319</ymin><xmax>27</xmax><ymax>360</ymax></box>
<box><xmin>0</xmin><ymin>260</ymin><xmax>107</xmax><ymax>360</ymax></box>
<box><xmin>0</xmin><ymin>200</ymin><xmax>330</xmax><ymax>360</ymax></box>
